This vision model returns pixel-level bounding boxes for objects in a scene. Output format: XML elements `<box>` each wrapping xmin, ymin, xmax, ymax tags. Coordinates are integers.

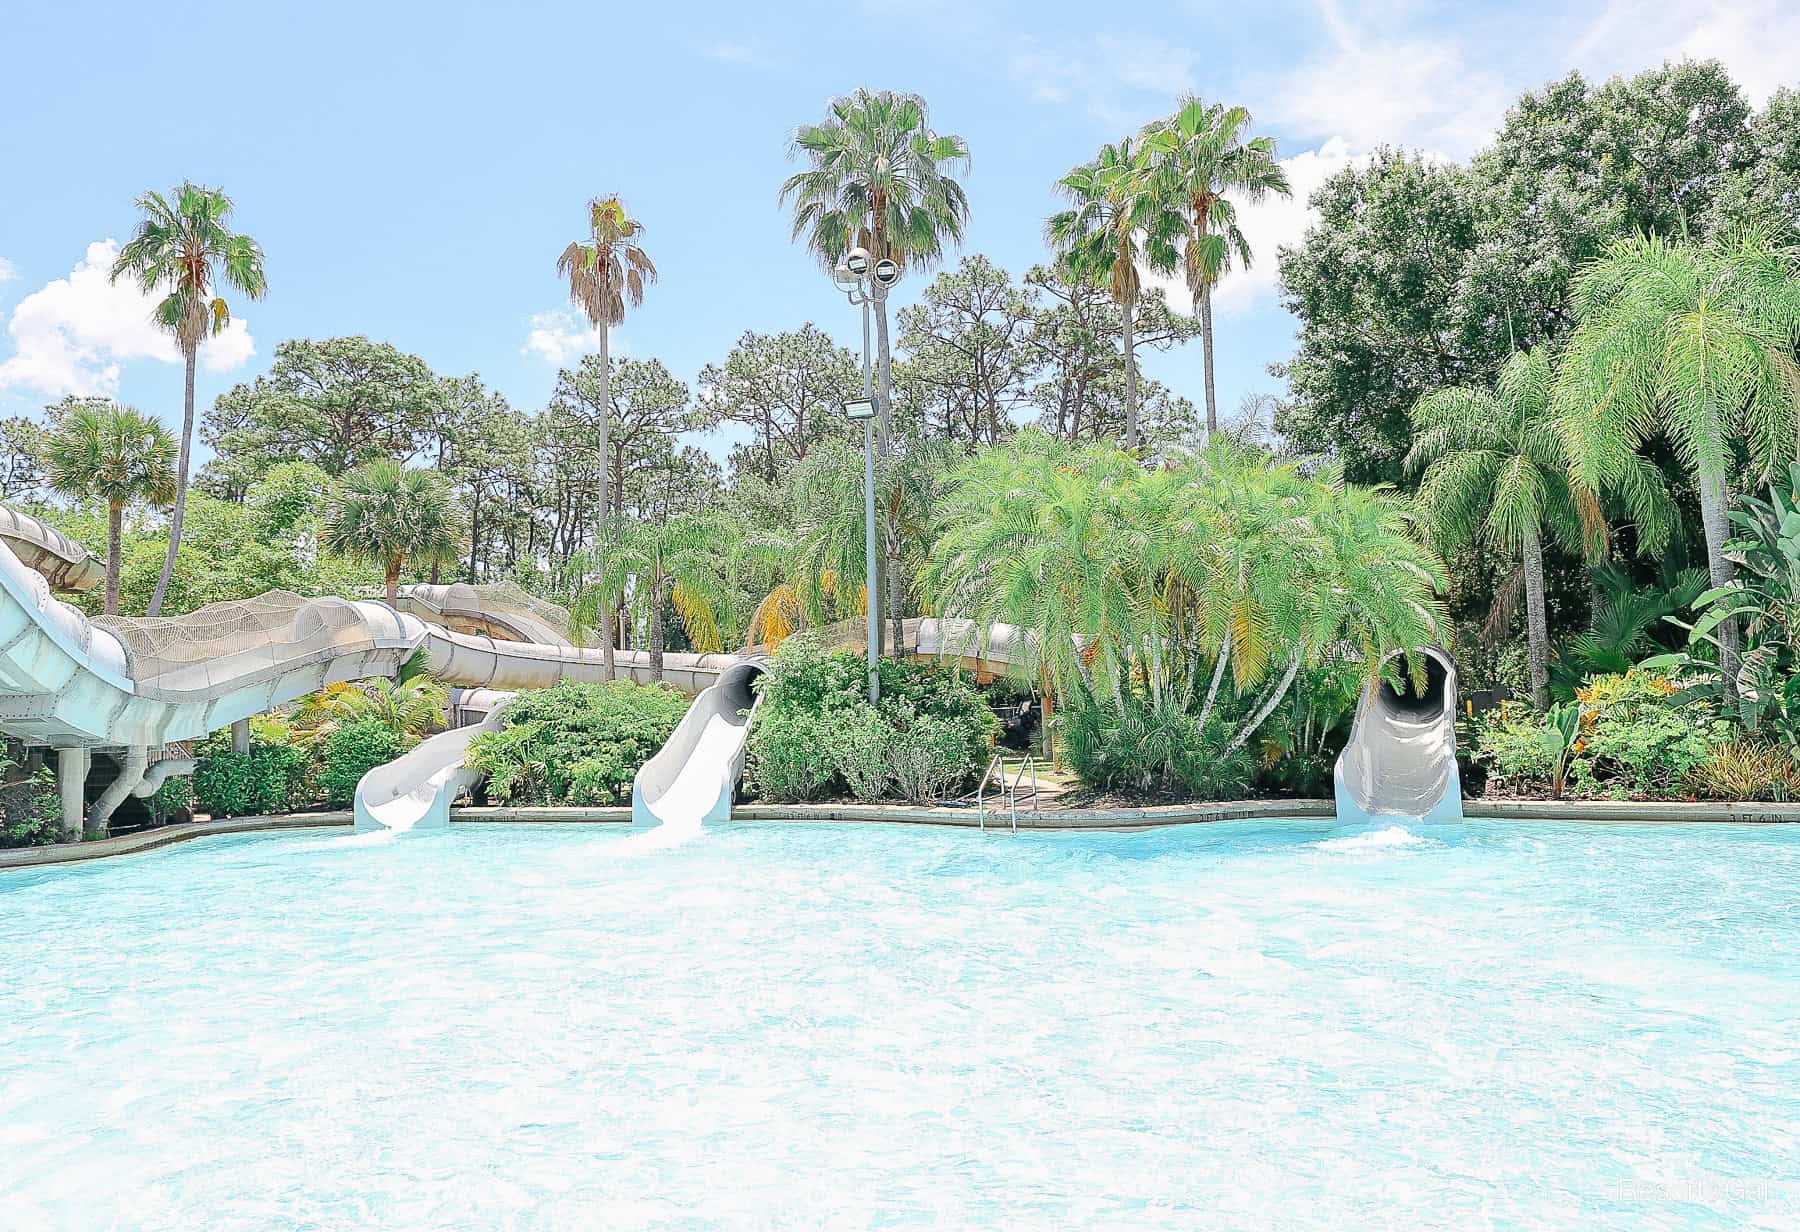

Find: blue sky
<box><xmin>2</xmin><ymin>0</ymin><xmax>1794</xmax><ymax>463</ymax></box>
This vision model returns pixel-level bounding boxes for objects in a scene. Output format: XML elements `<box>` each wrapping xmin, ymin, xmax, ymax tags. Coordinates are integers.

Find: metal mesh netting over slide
<box><xmin>396</xmin><ymin>581</ymin><xmax>574</xmax><ymax>644</ymax></box>
<box><xmin>94</xmin><ymin>591</ymin><xmax>410</xmax><ymax>695</ymax></box>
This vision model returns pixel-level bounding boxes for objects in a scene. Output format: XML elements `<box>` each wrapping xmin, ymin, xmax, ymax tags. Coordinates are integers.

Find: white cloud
<box><xmin>1270</xmin><ymin>0</ymin><xmax>1510</xmax><ymax>159</ymax></box>
<box><xmin>0</xmin><ymin>257</ymin><xmax>17</xmax><ymax>285</ymax></box>
<box><xmin>1572</xmin><ymin>0</ymin><xmax>1800</xmax><ymax>105</ymax></box>
<box><xmin>0</xmin><ymin>240</ymin><xmax>258</xmax><ymax>400</ymax></box>
<box><xmin>700</xmin><ymin>40</ymin><xmax>759</xmax><ymax>65</ymax></box>
<box><xmin>1009</xmin><ymin>34</ymin><xmax>1198</xmax><ymax>125</ymax></box>
<box><xmin>522</xmin><ymin>308</ymin><xmax>602</xmax><ymax>366</ymax></box>
<box><xmin>1144</xmin><ymin>137</ymin><xmax>1377</xmax><ymax>316</ymax></box>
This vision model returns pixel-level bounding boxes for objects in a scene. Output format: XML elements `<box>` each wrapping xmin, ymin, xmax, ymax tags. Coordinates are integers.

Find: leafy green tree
<box><xmin>204</xmin><ymin>337</ymin><xmax>448</xmax><ymax>492</ymax></box>
<box><xmin>1707</xmin><ymin>87</ymin><xmax>1800</xmax><ymax>240</ymax></box>
<box><xmin>894</xmin><ymin>255</ymin><xmax>1037</xmax><ymax>445</ymax></box>
<box><xmin>40</xmin><ymin>397</ymin><xmax>177</xmax><ymax>614</ymax></box>
<box><xmin>1</xmin><ymin>418</ymin><xmax>46</xmax><ymax>500</ymax></box>
<box><xmin>1047</xmin><ymin>138</ymin><xmax>1183</xmax><ymax>449</ymax></box>
<box><xmin>110</xmin><ymin>181</ymin><xmax>267</xmax><ymax>615</ymax></box>
<box><xmin>698</xmin><ymin>326</ymin><xmax>860</xmax><ymax>484</ymax></box>
<box><xmin>552</xmin><ymin>357</ymin><xmax>701</xmax><ymax>518</ymax></box>
<box><xmin>1140</xmin><ymin>98</ymin><xmax>1291</xmax><ymax>434</ymax></box>
<box><xmin>1276</xmin><ymin>150</ymin><xmax>1489</xmax><ymax>483</ymax></box>
<box><xmin>781</xmin><ymin>88</ymin><xmax>971</xmax><ymax>448</ymax></box>
<box><xmin>1022</xmin><ymin>261</ymin><xmax>1199</xmax><ymax>445</ymax></box>
<box><xmin>323</xmin><ymin>459</ymin><xmax>461</xmax><ymax>605</ymax></box>
<box><xmin>556</xmin><ymin>195</ymin><xmax>656</xmax><ymax>661</ymax></box>
<box><xmin>1407</xmin><ymin>350</ymin><xmax>1662</xmax><ymax>709</ymax></box>
<box><xmin>1556</xmin><ymin>228</ymin><xmax>1800</xmax><ymax>710</ymax></box>
<box><xmin>439</xmin><ymin>375</ymin><xmax>535</xmax><ymax>582</ymax></box>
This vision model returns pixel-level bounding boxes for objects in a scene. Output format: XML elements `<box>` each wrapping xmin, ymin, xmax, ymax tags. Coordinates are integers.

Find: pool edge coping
<box><xmin>6</xmin><ymin>798</ymin><xmax>1799</xmax><ymax>869</ymax></box>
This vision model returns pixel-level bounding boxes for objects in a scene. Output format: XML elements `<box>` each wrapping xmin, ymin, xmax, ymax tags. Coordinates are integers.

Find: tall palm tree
<box><xmin>110</xmin><ymin>182</ymin><xmax>267</xmax><ymax>616</ymax></box>
<box><xmin>323</xmin><ymin>460</ymin><xmax>461</xmax><ymax>606</ymax></box>
<box><xmin>557</xmin><ymin>194</ymin><xmax>656</xmax><ymax>671</ymax></box>
<box><xmin>1140</xmin><ymin>99</ymin><xmax>1290</xmax><ymax>435</ymax></box>
<box><xmin>1555</xmin><ymin>227</ymin><xmax>1800</xmax><ymax>710</ymax></box>
<box><xmin>781</xmin><ymin>88</ymin><xmax>971</xmax><ymax>449</ymax></box>
<box><xmin>40</xmin><ymin>399</ymin><xmax>176</xmax><ymax>615</ymax></box>
<box><xmin>1409</xmin><ymin>349</ymin><xmax>1664</xmax><ymax>710</ymax></box>
<box><xmin>1047</xmin><ymin>139</ymin><xmax>1183</xmax><ymax>452</ymax></box>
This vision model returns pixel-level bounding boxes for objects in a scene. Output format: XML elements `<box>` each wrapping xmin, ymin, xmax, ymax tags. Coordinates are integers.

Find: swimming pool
<box><xmin>2</xmin><ymin>820</ymin><xmax>1796</xmax><ymax>1230</ymax></box>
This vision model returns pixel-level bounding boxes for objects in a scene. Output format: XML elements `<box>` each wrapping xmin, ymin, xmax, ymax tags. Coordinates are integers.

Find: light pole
<box><xmin>833</xmin><ymin>247</ymin><xmax>895</xmax><ymax>705</ymax></box>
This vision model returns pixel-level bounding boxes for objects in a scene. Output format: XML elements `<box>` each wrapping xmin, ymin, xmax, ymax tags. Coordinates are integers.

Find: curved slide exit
<box><xmin>353</xmin><ymin>690</ymin><xmax>513</xmax><ymax>832</ymax></box>
<box><xmin>632</xmin><ymin>661</ymin><xmax>767</xmax><ymax>831</ymax></box>
<box><xmin>1334</xmin><ymin>647</ymin><xmax>1463</xmax><ymax>824</ymax></box>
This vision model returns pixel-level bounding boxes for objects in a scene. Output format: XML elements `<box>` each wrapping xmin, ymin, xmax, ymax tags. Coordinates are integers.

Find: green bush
<box><xmin>1</xmin><ymin>765</ymin><xmax>61</xmax><ymax>848</ymax></box>
<box><xmin>145</xmin><ymin>774</ymin><xmax>194</xmax><ymax>825</ymax></box>
<box><xmin>193</xmin><ymin>730</ymin><xmax>313</xmax><ymax>817</ymax></box>
<box><xmin>466</xmin><ymin>680</ymin><xmax>690</xmax><ymax>806</ymax></box>
<box><xmin>1474</xmin><ymin>671</ymin><xmax>1732</xmax><ymax>798</ymax></box>
<box><xmin>318</xmin><ymin>719</ymin><xmax>410</xmax><ymax>808</ymax></box>
<box><xmin>1062</xmin><ymin>689</ymin><xmax>1254</xmax><ymax>799</ymax></box>
<box><xmin>744</xmin><ymin>709</ymin><xmax>835</xmax><ymax>802</ymax></box>
<box><xmin>745</xmin><ymin>636</ymin><xmax>997</xmax><ymax>803</ymax></box>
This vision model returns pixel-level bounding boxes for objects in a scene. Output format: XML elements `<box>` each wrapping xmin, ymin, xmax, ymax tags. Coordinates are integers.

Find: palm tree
<box><xmin>323</xmin><ymin>460</ymin><xmax>461</xmax><ymax>606</ymax></box>
<box><xmin>40</xmin><ymin>400</ymin><xmax>176</xmax><ymax>615</ymax></box>
<box><xmin>1140</xmin><ymin>99</ymin><xmax>1290</xmax><ymax>435</ymax></box>
<box><xmin>1047</xmin><ymin>139</ymin><xmax>1184</xmax><ymax>452</ymax></box>
<box><xmin>1409</xmin><ymin>349</ymin><xmax>1660</xmax><ymax>710</ymax></box>
<box><xmin>557</xmin><ymin>194</ymin><xmax>655</xmax><ymax>671</ymax></box>
<box><xmin>781</xmin><ymin>88</ymin><xmax>971</xmax><ymax>449</ymax></box>
<box><xmin>318</xmin><ymin>675</ymin><xmax>448</xmax><ymax>738</ymax></box>
<box><xmin>1555</xmin><ymin>227</ymin><xmax>1800</xmax><ymax>710</ymax></box>
<box><xmin>110</xmin><ymin>182</ymin><xmax>267</xmax><ymax>616</ymax></box>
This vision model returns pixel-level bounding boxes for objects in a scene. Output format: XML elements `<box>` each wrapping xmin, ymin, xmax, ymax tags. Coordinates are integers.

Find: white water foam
<box><xmin>1315</xmin><ymin>825</ymin><xmax>1430</xmax><ymax>853</ymax></box>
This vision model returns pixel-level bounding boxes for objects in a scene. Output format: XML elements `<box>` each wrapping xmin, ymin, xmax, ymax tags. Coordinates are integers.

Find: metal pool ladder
<box><xmin>977</xmin><ymin>753</ymin><xmax>1039</xmax><ymax>834</ymax></box>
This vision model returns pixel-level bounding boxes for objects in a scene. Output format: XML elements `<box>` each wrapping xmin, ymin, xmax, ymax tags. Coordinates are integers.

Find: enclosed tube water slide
<box><xmin>1334</xmin><ymin>647</ymin><xmax>1463</xmax><ymax>824</ymax></box>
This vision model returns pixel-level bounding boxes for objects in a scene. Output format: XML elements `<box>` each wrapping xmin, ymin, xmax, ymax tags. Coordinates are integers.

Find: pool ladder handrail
<box><xmin>976</xmin><ymin>753</ymin><xmax>1038</xmax><ymax>834</ymax></box>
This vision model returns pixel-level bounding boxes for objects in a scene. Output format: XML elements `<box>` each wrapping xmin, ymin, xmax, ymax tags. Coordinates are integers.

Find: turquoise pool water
<box><xmin>2</xmin><ymin>820</ymin><xmax>1797</xmax><ymax>1230</ymax></box>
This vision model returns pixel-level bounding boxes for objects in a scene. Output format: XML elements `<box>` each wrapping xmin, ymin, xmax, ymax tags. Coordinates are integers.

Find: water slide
<box><xmin>353</xmin><ymin>689</ymin><xmax>513</xmax><ymax>832</ymax></box>
<box><xmin>0</xmin><ymin>506</ymin><xmax>105</xmax><ymax>594</ymax></box>
<box><xmin>631</xmin><ymin>661</ymin><xmax>767</xmax><ymax>831</ymax></box>
<box><xmin>1333</xmin><ymin>647</ymin><xmax>1464</xmax><ymax>824</ymax></box>
<box><xmin>0</xmin><ymin>511</ymin><xmax>750</xmax><ymax>833</ymax></box>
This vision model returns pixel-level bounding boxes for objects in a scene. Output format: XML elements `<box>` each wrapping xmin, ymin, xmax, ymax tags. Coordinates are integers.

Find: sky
<box><xmin>2</xmin><ymin>0</ymin><xmax>1797</xmax><ymax>466</ymax></box>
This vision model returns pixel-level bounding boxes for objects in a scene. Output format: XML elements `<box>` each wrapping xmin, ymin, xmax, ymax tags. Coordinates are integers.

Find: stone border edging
<box><xmin>6</xmin><ymin>798</ymin><xmax>1798</xmax><ymax>870</ymax></box>
<box><xmin>0</xmin><ymin>812</ymin><xmax>352</xmax><ymax>870</ymax></box>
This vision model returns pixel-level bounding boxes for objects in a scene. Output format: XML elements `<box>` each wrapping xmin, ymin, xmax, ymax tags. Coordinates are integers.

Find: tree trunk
<box><xmin>1697</xmin><ymin>462</ymin><xmax>1741</xmax><ymax>711</ymax></box>
<box><xmin>597</xmin><ymin>325</ymin><xmax>618</xmax><ymax>676</ymax></box>
<box><xmin>1225</xmin><ymin>653</ymin><xmax>1301</xmax><ymax>754</ymax></box>
<box><xmin>148</xmin><ymin>349</ymin><xmax>197</xmax><ymax>616</ymax></box>
<box><xmin>1521</xmin><ymin>523</ymin><xmax>1552</xmax><ymax>711</ymax></box>
<box><xmin>874</xmin><ymin>292</ymin><xmax>894</xmax><ymax>454</ymax></box>
<box><xmin>1196</xmin><ymin>642</ymin><xmax>1232</xmax><ymax>729</ymax></box>
<box><xmin>1122</xmin><ymin>296</ymin><xmax>1140</xmax><ymax>452</ymax></box>
<box><xmin>385</xmin><ymin>556</ymin><xmax>402</xmax><ymax>607</ymax></box>
<box><xmin>1199</xmin><ymin>283</ymin><xmax>1218</xmax><ymax>437</ymax></box>
<box><xmin>105</xmin><ymin>500</ymin><xmax>123</xmax><ymax>616</ymax></box>
<box><xmin>468</xmin><ymin>493</ymin><xmax>481</xmax><ymax>581</ymax></box>
<box><xmin>650</xmin><ymin>576</ymin><xmax>666</xmax><ymax>682</ymax></box>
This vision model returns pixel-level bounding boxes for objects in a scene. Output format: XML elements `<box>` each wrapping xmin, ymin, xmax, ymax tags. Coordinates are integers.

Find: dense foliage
<box><xmin>746</xmin><ymin>636</ymin><xmax>996</xmax><ymax>803</ymax></box>
<box><xmin>0</xmin><ymin>742</ymin><xmax>60</xmax><ymax>848</ymax></box>
<box><xmin>191</xmin><ymin>730</ymin><xmax>311</xmax><ymax>818</ymax></box>
<box><xmin>318</xmin><ymin>720</ymin><xmax>410</xmax><ymax>808</ymax></box>
<box><xmin>466</xmin><ymin>681</ymin><xmax>690</xmax><ymax>806</ymax></box>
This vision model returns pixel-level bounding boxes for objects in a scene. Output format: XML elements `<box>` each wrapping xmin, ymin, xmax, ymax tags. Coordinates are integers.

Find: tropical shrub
<box><xmin>1062</xmin><ymin>689</ymin><xmax>1254</xmax><ymax>799</ymax></box>
<box><xmin>1</xmin><ymin>743</ymin><xmax>60</xmax><ymax>847</ymax></box>
<box><xmin>1474</xmin><ymin>671</ymin><xmax>1731</xmax><ymax>798</ymax></box>
<box><xmin>145</xmin><ymin>774</ymin><xmax>193</xmax><ymax>826</ymax></box>
<box><xmin>193</xmin><ymin>729</ymin><xmax>313</xmax><ymax>817</ymax></box>
<box><xmin>744</xmin><ymin>636</ymin><xmax>997</xmax><ymax>803</ymax></box>
<box><xmin>1691</xmin><ymin>740</ymin><xmax>1798</xmax><ymax>802</ymax></box>
<box><xmin>318</xmin><ymin>719</ymin><xmax>409</xmax><ymax>808</ymax></box>
<box><xmin>465</xmin><ymin>681</ymin><xmax>689</xmax><ymax>806</ymax></box>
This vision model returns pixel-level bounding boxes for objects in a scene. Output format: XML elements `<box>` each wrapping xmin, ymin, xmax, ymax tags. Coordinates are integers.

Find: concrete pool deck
<box><xmin>5</xmin><ymin>798</ymin><xmax>1800</xmax><ymax>869</ymax></box>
